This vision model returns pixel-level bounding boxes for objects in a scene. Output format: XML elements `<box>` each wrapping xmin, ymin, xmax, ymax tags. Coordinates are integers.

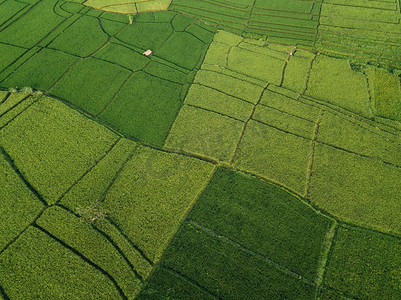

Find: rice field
<box><xmin>0</xmin><ymin>0</ymin><xmax>401</xmax><ymax>299</ymax></box>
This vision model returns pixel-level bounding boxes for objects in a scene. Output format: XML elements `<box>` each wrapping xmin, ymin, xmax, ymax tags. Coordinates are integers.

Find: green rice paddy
<box><xmin>0</xmin><ymin>0</ymin><xmax>401</xmax><ymax>299</ymax></box>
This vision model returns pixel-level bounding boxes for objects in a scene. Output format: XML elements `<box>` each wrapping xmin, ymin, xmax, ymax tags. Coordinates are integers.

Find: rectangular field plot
<box><xmin>324</xmin><ymin>225</ymin><xmax>401</xmax><ymax>299</ymax></box>
<box><xmin>0</xmin><ymin>96</ymin><xmax>119</xmax><ymax>203</ymax></box>
<box><xmin>154</xmin><ymin>222</ymin><xmax>316</xmax><ymax>299</ymax></box>
<box><xmin>99</xmin><ymin>145</ymin><xmax>215</xmax><ymax>263</ymax></box>
<box><xmin>316</xmin><ymin>1</ymin><xmax>401</xmax><ymax>67</ymax></box>
<box><xmin>309</xmin><ymin>143</ymin><xmax>401</xmax><ymax>235</ymax></box>
<box><xmin>0</xmin><ymin>227</ymin><xmax>122</xmax><ymax>299</ymax></box>
<box><xmin>184</xmin><ymin>84</ymin><xmax>253</xmax><ymax>121</ymax></box>
<box><xmin>368</xmin><ymin>66</ymin><xmax>401</xmax><ymax>122</ymax></box>
<box><xmin>233</xmin><ymin>120</ymin><xmax>312</xmax><ymax>195</ymax></box>
<box><xmin>165</xmin><ymin>105</ymin><xmax>244</xmax><ymax>162</ymax></box>
<box><xmin>189</xmin><ymin>168</ymin><xmax>333</xmax><ymax>281</ymax></box>
<box><xmin>317</xmin><ymin>111</ymin><xmax>401</xmax><ymax>167</ymax></box>
<box><xmin>305</xmin><ymin>55</ymin><xmax>372</xmax><ymax>118</ymax></box>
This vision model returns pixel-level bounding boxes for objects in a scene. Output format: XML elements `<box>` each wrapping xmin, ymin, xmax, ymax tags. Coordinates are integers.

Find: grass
<box><xmin>305</xmin><ymin>55</ymin><xmax>372</xmax><ymax>118</ymax></box>
<box><xmin>48</xmin><ymin>16</ymin><xmax>109</xmax><ymax>57</ymax></box>
<box><xmin>2</xmin><ymin>48</ymin><xmax>78</xmax><ymax>91</ymax></box>
<box><xmin>51</xmin><ymin>58</ymin><xmax>131</xmax><ymax>115</ymax></box>
<box><xmin>155</xmin><ymin>222</ymin><xmax>316</xmax><ymax>299</ymax></box>
<box><xmin>368</xmin><ymin>67</ymin><xmax>401</xmax><ymax>122</ymax></box>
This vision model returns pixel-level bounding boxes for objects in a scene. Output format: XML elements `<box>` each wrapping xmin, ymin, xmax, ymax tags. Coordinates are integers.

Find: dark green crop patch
<box><xmin>188</xmin><ymin>167</ymin><xmax>333</xmax><ymax>281</ymax></box>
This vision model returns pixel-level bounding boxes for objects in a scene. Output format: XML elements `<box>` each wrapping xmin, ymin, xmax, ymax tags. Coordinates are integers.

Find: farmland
<box><xmin>0</xmin><ymin>0</ymin><xmax>401</xmax><ymax>299</ymax></box>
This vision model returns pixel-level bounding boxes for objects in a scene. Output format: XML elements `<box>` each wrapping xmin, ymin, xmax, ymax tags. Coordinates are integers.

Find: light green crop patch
<box><xmin>184</xmin><ymin>84</ymin><xmax>253</xmax><ymax>121</ymax></box>
<box><xmin>317</xmin><ymin>112</ymin><xmax>401</xmax><ymax>167</ymax></box>
<box><xmin>165</xmin><ymin>105</ymin><xmax>244</xmax><ymax>162</ymax></box>
<box><xmin>324</xmin><ymin>225</ymin><xmax>401</xmax><ymax>299</ymax></box>
<box><xmin>0</xmin><ymin>154</ymin><xmax>44</xmax><ymax>251</ymax></box>
<box><xmin>0</xmin><ymin>96</ymin><xmax>118</xmax><ymax>203</ymax></box>
<box><xmin>306</xmin><ymin>55</ymin><xmax>372</xmax><ymax>118</ymax></box>
<box><xmin>0</xmin><ymin>91</ymin><xmax>29</xmax><ymax>116</ymax></box>
<box><xmin>260</xmin><ymin>88</ymin><xmax>320</xmax><ymax>122</ymax></box>
<box><xmin>0</xmin><ymin>95</ymin><xmax>37</xmax><ymax>129</ymax></box>
<box><xmin>227</xmin><ymin>47</ymin><xmax>285</xmax><ymax>84</ymax></box>
<box><xmin>253</xmin><ymin>105</ymin><xmax>316</xmax><ymax>139</ymax></box>
<box><xmin>83</xmin><ymin>0</ymin><xmax>172</xmax><ymax>15</ymax></box>
<box><xmin>100</xmin><ymin>145</ymin><xmax>215</xmax><ymax>263</ymax></box>
<box><xmin>59</xmin><ymin>138</ymin><xmax>136</xmax><ymax>211</ymax></box>
<box><xmin>203</xmin><ymin>30</ymin><xmax>287</xmax><ymax>85</ymax></box>
<box><xmin>37</xmin><ymin>206</ymin><xmax>142</xmax><ymax>299</ymax></box>
<box><xmin>194</xmin><ymin>70</ymin><xmax>264</xmax><ymax>104</ymax></box>
<box><xmin>0</xmin><ymin>227</ymin><xmax>122</xmax><ymax>299</ymax></box>
<box><xmin>282</xmin><ymin>50</ymin><xmax>315</xmax><ymax>93</ymax></box>
<box><xmin>309</xmin><ymin>143</ymin><xmax>401</xmax><ymax>235</ymax></box>
<box><xmin>367</xmin><ymin>67</ymin><xmax>401</xmax><ymax>122</ymax></box>
<box><xmin>233</xmin><ymin>120</ymin><xmax>312</xmax><ymax>195</ymax></box>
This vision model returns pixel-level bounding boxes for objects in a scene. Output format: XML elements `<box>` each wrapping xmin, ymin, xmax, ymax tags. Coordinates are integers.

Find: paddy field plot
<box><xmin>0</xmin><ymin>0</ymin><xmax>401</xmax><ymax>299</ymax></box>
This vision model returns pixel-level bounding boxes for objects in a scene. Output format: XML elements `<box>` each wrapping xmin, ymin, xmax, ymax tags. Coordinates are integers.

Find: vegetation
<box><xmin>0</xmin><ymin>0</ymin><xmax>400</xmax><ymax>298</ymax></box>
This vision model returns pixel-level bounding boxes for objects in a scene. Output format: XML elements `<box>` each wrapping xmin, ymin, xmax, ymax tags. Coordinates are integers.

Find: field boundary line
<box><xmin>314</xmin><ymin>220</ymin><xmax>337</xmax><ymax>298</ymax></box>
<box><xmin>97</xmin><ymin>143</ymin><xmax>139</xmax><ymax>202</ymax></box>
<box><xmin>140</xmin><ymin>166</ymin><xmax>218</xmax><ymax>288</ymax></box>
<box><xmin>229</xmin><ymin>82</ymin><xmax>269</xmax><ymax>165</ymax></box>
<box><xmin>105</xmin><ymin>216</ymin><xmax>154</xmax><ymax>266</ymax></box>
<box><xmin>305</xmin><ymin>109</ymin><xmax>324</xmax><ymax>199</ymax></box>
<box><xmin>0</xmin><ymin>206</ymin><xmax>47</xmax><ymax>256</ymax></box>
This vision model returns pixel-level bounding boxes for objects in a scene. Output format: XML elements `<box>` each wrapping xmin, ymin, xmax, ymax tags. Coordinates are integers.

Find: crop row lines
<box><xmin>33</xmin><ymin>224</ymin><xmax>128</xmax><ymax>300</ymax></box>
<box><xmin>187</xmin><ymin>219</ymin><xmax>316</xmax><ymax>286</ymax></box>
<box><xmin>161</xmin><ymin>264</ymin><xmax>219</xmax><ymax>298</ymax></box>
<box><xmin>56</xmin><ymin>204</ymin><xmax>146</xmax><ymax>281</ymax></box>
<box><xmin>0</xmin><ymin>145</ymin><xmax>47</xmax><ymax>206</ymax></box>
